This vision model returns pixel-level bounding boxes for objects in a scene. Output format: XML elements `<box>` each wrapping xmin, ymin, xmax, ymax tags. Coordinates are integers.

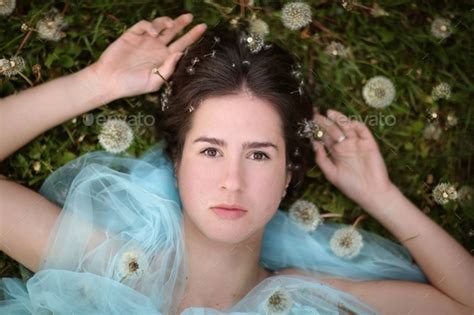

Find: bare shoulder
<box><xmin>274</xmin><ymin>268</ymin><xmax>472</xmax><ymax>314</ymax></box>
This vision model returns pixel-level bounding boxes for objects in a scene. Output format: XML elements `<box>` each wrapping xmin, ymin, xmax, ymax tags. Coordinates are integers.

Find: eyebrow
<box><xmin>192</xmin><ymin>136</ymin><xmax>279</xmax><ymax>151</ymax></box>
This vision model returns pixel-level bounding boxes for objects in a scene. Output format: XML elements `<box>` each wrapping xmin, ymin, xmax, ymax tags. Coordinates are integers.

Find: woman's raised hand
<box><xmin>311</xmin><ymin>109</ymin><xmax>396</xmax><ymax>210</ymax></box>
<box><xmin>89</xmin><ymin>14</ymin><xmax>206</xmax><ymax>100</ymax></box>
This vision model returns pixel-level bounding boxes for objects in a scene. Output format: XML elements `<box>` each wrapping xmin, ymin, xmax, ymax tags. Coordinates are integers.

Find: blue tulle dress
<box><xmin>0</xmin><ymin>141</ymin><xmax>427</xmax><ymax>314</ymax></box>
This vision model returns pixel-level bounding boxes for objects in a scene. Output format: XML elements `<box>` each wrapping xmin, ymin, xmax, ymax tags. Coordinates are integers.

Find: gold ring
<box><xmin>336</xmin><ymin>134</ymin><xmax>347</xmax><ymax>143</ymax></box>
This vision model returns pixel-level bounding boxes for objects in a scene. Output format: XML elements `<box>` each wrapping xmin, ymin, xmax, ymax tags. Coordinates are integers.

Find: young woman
<box><xmin>0</xmin><ymin>13</ymin><xmax>472</xmax><ymax>314</ymax></box>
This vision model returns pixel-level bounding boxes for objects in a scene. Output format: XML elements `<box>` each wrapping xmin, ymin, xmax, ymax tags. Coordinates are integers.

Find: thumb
<box><xmin>153</xmin><ymin>52</ymin><xmax>184</xmax><ymax>84</ymax></box>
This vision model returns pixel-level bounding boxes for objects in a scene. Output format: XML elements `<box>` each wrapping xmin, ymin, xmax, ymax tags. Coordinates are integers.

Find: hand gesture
<box><xmin>89</xmin><ymin>14</ymin><xmax>206</xmax><ymax>100</ymax></box>
<box><xmin>311</xmin><ymin>109</ymin><xmax>395</xmax><ymax>208</ymax></box>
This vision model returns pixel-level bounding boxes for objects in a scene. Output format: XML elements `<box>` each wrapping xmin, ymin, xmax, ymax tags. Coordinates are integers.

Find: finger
<box><xmin>312</xmin><ymin>140</ymin><xmax>337</xmax><ymax>181</ymax></box>
<box><xmin>151</xmin><ymin>52</ymin><xmax>184</xmax><ymax>86</ymax></box>
<box><xmin>159</xmin><ymin>13</ymin><xmax>194</xmax><ymax>44</ymax></box>
<box><xmin>128</xmin><ymin>20</ymin><xmax>160</xmax><ymax>37</ymax></box>
<box><xmin>349</xmin><ymin>120</ymin><xmax>374</xmax><ymax>140</ymax></box>
<box><xmin>151</xmin><ymin>16</ymin><xmax>175</xmax><ymax>35</ymax></box>
<box><xmin>326</xmin><ymin>109</ymin><xmax>357</xmax><ymax>139</ymax></box>
<box><xmin>313</xmin><ymin>112</ymin><xmax>346</xmax><ymax>146</ymax></box>
<box><xmin>168</xmin><ymin>23</ymin><xmax>207</xmax><ymax>53</ymax></box>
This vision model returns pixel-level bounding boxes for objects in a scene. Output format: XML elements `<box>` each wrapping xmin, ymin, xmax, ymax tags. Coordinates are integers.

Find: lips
<box><xmin>211</xmin><ymin>204</ymin><xmax>248</xmax><ymax>220</ymax></box>
<box><xmin>211</xmin><ymin>204</ymin><xmax>247</xmax><ymax>212</ymax></box>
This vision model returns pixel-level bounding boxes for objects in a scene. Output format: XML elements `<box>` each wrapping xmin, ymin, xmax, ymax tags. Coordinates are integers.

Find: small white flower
<box><xmin>36</xmin><ymin>9</ymin><xmax>67</xmax><ymax>41</ymax></box>
<box><xmin>431</xmin><ymin>17</ymin><xmax>452</xmax><ymax>40</ymax></box>
<box><xmin>264</xmin><ymin>289</ymin><xmax>293</xmax><ymax>315</ymax></box>
<box><xmin>0</xmin><ymin>56</ymin><xmax>25</xmax><ymax>77</ymax></box>
<box><xmin>362</xmin><ymin>76</ymin><xmax>396</xmax><ymax>108</ymax></box>
<box><xmin>431</xmin><ymin>82</ymin><xmax>451</xmax><ymax>101</ymax></box>
<box><xmin>0</xmin><ymin>0</ymin><xmax>15</xmax><ymax>16</ymax></box>
<box><xmin>432</xmin><ymin>182</ymin><xmax>458</xmax><ymax>205</ymax></box>
<box><xmin>118</xmin><ymin>250</ymin><xmax>148</xmax><ymax>282</ymax></box>
<box><xmin>249</xmin><ymin>18</ymin><xmax>269</xmax><ymax>37</ymax></box>
<box><xmin>330</xmin><ymin>227</ymin><xmax>364</xmax><ymax>259</ymax></box>
<box><xmin>423</xmin><ymin>124</ymin><xmax>442</xmax><ymax>140</ymax></box>
<box><xmin>324</xmin><ymin>41</ymin><xmax>350</xmax><ymax>58</ymax></box>
<box><xmin>289</xmin><ymin>200</ymin><xmax>322</xmax><ymax>232</ymax></box>
<box><xmin>98</xmin><ymin>119</ymin><xmax>134</xmax><ymax>153</ymax></box>
<box><xmin>281</xmin><ymin>2</ymin><xmax>312</xmax><ymax>31</ymax></box>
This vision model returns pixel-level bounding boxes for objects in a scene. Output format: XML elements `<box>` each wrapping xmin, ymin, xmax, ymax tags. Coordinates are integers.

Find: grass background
<box><xmin>1</xmin><ymin>0</ymin><xmax>473</xmax><ymax>281</ymax></box>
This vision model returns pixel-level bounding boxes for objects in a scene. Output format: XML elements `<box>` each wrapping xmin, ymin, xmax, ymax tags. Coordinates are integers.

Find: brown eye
<box><xmin>250</xmin><ymin>151</ymin><xmax>269</xmax><ymax>161</ymax></box>
<box><xmin>202</xmin><ymin>148</ymin><xmax>220</xmax><ymax>157</ymax></box>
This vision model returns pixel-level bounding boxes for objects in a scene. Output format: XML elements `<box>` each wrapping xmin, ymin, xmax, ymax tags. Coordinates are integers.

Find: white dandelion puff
<box><xmin>264</xmin><ymin>289</ymin><xmax>293</xmax><ymax>315</ymax></box>
<box><xmin>431</xmin><ymin>82</ymin><xmax>451</xmax><ymax>101</ymax></box>
<box><xmin>249</xmin><ymin>18</ymin><xmax>269</xmax><ymax>37</ymax></box>
<box><xmin>362</xmin><ymin>76</ymin><xmax>396</xmax><ymax>108</ymax></box>
<box><xmin>98</xmin><ymin>119</ymin><xmax>134</xmax><ymax>153</ymax></box>
<box><xmin>432</xmin><ymin>182</ymin><xmax>458</xmax><ymax>205</ymax></box>
<box><xmin>431</xmin><ymin>17</ymin><xmax>452</xmax><ymax>40</ymax></box>
<box><xmin>330</xmin><ymin>227</ymin><xmax>364</xmax><ymax>259</ymax></box>
<box><xmin>423</xmin><ymin>124</ymin><xmax>442</xmax><ymax>141</ymax></box>
<box><xmin>289</xmin><ymin>200</ymin><xmax>322</xmax><ymax>232</ymax></box>
<box><xmin>0</xmin><ymin>0</ymin><xmax>15</xmax><ymax>16</ymax></box>
<box><xmin>324</xmin><ymin>41</ymin><xmax>350</xmax><ymax>58</ymax></box>
<box><xmin>118</xmin><ymin>250</ymin><xmax>148</xmax><ymax>282</ymax></box>
<box><xmin>0</xmin><ymin>56</ymin><xmax>25</xmax><ymax>77</ymax></box>
<box><xmin>281</xmin><ymin>2</ymin><xmax>312</xmax><ymax>31</ymax></box>
<box><xmin>36</xmin><ymin>9</ymin><xmax>67</xmax><ymax>41</ymax></box>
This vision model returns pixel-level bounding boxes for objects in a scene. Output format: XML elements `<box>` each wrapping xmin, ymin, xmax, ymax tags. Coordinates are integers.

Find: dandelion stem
<box><xmin>18</xmin><ymin>72</ymin><xmax>34</xmax><ymax>87</ymax></box>
<box><xmin>352</xmin><ymin>214</ymin><xmax>367</xmax><ymax>229</ymax></box>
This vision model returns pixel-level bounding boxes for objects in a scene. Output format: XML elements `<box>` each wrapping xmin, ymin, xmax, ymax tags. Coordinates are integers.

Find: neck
<box><xmin>176</xmin><ymin>213</ymin><xmax>271</xmax><ymax>312</ymax></box>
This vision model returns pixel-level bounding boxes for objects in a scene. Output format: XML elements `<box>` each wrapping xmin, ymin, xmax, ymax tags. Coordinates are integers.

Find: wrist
<box><xmin>78</xmin><ymin>63</ymin><xmax>118</xmax><ymax>105</ymax></box>
<box><xmin>358</xmin><ymin>183</ymin><xmax>402</xmax><ymax>216</ymax></box>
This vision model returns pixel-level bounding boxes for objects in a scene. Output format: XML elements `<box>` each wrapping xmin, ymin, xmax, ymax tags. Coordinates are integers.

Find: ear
<box><xmin>285</xmin><ymin>170</ymin><xmax>292</xmax><ymax>189</ymax></box>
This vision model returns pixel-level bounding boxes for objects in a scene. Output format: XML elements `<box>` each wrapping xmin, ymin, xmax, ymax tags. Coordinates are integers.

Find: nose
<box><xmin>219</xmin><ymin>156</ymin><xmax>245</xmax><ymax>192</ymax></box>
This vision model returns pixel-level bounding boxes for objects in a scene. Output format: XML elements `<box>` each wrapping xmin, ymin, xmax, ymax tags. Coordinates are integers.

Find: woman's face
<box><xmin>175</xmin><ymin>92</ymin><xmax>292</xmax><ymax>244</ymax></box>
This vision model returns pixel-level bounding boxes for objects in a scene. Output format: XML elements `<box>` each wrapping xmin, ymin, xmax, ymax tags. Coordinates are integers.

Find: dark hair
<box><xmin>154</xmin><ymin>26</ymin><xmax>314</xmax><ymax>198</ymax></box>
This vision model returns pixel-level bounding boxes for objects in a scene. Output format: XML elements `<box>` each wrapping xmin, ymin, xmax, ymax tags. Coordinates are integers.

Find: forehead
<box><xmin>187</xmin><ymin>93</ymin><xmax>284</xmax><ymax>142</ymax></box>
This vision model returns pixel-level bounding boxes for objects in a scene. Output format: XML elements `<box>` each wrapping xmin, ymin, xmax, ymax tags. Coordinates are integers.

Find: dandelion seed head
<box><xmin>118</xmin><ymin>250</ymin><xmax>148</xmax><ymax>281</ymax></box>
<box><xmin>264</xmin><ymin>289</ymin><xmax>293</xmax><ymax>315</ymax></box>
<box><xmin>324</xmin><ymin>41</ymin><xmax>350</xmax><ymax>58</ymax></box>
<box><xmin>0</xmin><ymin>0</ymin><xmax>15</xmax><ymax>16</ymax></box>
<box><xmin>249</xmin><ymin>18</ymin><xmax>269</xmax><ymax>37</ymax></box>
<box><xmin>0</xmin><ymin>56</ymin><xmax>25</xmax><ymax>77</ymax></box>
<box><xmin>431</xmin><ymin>17</ymin><xmax>452</xmax><ymax>40</ymax></box>
<box><xmin>431</xmin><ymin>82</ymin><xmax>451</xmax><ymax>101</ymax></box>
<box><xmin>330</xmin><ymin>227</ymin><xmax>364</xmax><ymax>259</ymax></box>
<box><xmin>289</xmin><ymin>200</ymin><xmax>322</xmax><ymax>232</ymax></box>
<box><xmin>98</xmin><ymin>119</ymin><xmax>134</xmax><ymax>154</ymax></box>
<box><xmin>446</xmin><ymin>113</ymin><xmax>458</xmax><ymax>127</ymax></box>
<box><xmin>423</xmin><ymin>124</ymin><xmax>442</xmax><ymax>141</ymax></box>
<box><xmin>281</xmin><ymin>2</ymin><xmax>312</xmax><ymax>31</ymax></box>
<box><xmin>362</xmin><ymin>76</ymin><xmax>396</xmax><ymax>108</ymax></box>
<box><xmin>432</xmin><ymin>182</ymin><xmax>458</xmax><ymax>205</ymax></box>
<box><xmin>36</xmin><ymin>11</ymin><xmax>67</xmax><ymax>41</ymax></box>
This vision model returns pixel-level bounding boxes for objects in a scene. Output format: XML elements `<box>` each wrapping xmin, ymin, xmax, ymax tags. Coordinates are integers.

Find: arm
<box><xmin>311</xmin><ymin>109</ymin><xmax>474</xmax><ymax>310</ymax></box>
<box><xmin>0</xmin><ymin>14</ymin><xmax>206</xmax><ymax>161</ymax></box>
<box><xmin>0</xmin><ymin>15</ymin><xmax>206</xmax><ymax>270</ymax></box>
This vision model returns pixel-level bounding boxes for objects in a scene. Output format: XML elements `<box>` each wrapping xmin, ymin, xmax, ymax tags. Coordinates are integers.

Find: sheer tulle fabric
<box><xmin>0</xmin><ymin>142</ymin><xmax>427</xmax><ymax>314</ymax></box>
